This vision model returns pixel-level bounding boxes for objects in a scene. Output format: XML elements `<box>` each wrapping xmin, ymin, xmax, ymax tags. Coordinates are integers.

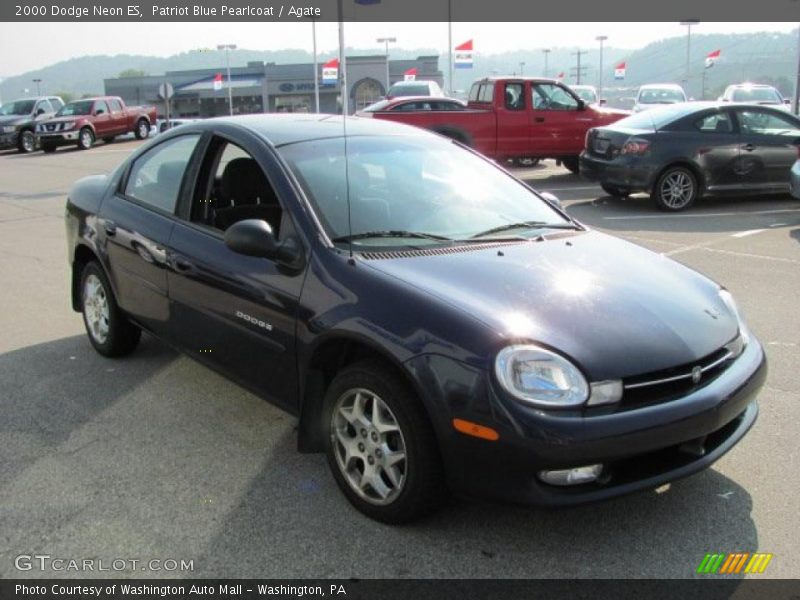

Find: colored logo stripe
<box><xmin>697</xmin><ymin>553</ymin><xmax>773</xmax><ymax>574</ymax></box>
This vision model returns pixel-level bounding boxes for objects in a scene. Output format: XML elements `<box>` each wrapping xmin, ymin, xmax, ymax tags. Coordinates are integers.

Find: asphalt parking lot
<box><xmin>0</xmin><ymin>139</ymin><xmax>798</xmax><ymax>579</ymax></box>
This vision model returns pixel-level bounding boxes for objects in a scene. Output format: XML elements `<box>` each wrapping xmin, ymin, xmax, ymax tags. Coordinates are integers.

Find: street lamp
<box><xmin>217</xmin><ymin>43</ymin><xmax>237</xmax><ymax>116</ymax></box>
<box><xmin>679</xmin><ymin>21</ymin><xmax>699</xmax><ymax>91</ymax></box>
<box><xmin>595</xmin><ymin>36</ymin><xmax>608</xmax><ymax>101</ymax></box>
<box><xmin>311</xmin><ymin>19</ymin><xmax>320</xmax><ymax>112</ymax></box>
<box><xmin>542</xmin><ymin>48</ymin><xmax>551</xmax><ymax>78</ymax></box>
<box><xmin>519</xmin><ymin>61</ymin><xmax>525</xmax><ymax>77</ymax></box>
<box><xmin>32</xmin><ymin>78</ymin><xmax>42</xmax><ymax>96</ymax></box>
<box><xmin>376</xmin><ymin>37</ymin><xmax>397</xmax><ymax>93</ymax></box>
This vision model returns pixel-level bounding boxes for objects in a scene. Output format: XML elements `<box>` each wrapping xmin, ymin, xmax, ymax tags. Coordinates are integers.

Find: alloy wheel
<box><xmin>83</xmin><ymin>273</ymin><xmax>110</xmax><ymax>344</ymax></box>
<box><xmin>660</xmin><ymin>170</ymin><xmax>695</xmax><ymax>209</ymax></box>
<box><xmin>21</xmin><ymin>131</ymin><xmax>35</xmax><ymax>153</ymax></box>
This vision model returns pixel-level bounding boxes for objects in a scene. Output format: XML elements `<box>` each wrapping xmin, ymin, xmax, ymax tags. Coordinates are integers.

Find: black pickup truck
<box><xmin>0</xmin><ymin>96</ymin><xmax>64</xmax><ymax>153</ymax></box>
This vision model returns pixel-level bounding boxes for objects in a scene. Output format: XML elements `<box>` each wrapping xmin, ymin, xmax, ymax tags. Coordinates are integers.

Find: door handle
<box><xmin>104</xmin><ymin>220</ymin><xmax>116</xmax><ymax>236</ymax></box>
<box><xmin>535</xmin><ymin>117</ymin><xmax>545</xmax><ymax>123</ymax></box>
<box><xmin>173</xmin><ymin>256</ymin><xmax>193</xmax><ymax>272</ymax></box>
<box><xmin>742</xmin><ymin>144</ymin><xmax>755</xmax><ymax>152</ymax></box>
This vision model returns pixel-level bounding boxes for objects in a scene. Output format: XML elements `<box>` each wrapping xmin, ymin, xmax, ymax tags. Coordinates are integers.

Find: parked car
<box><xmin>159</xmin><ymin>117</ymin><xmax>203</xmax><ymax>133</ymax></box>
<box><xmin>719</xmin><ymin>83</ymin><xmax>791</xmax><ymax>112</ymax></box>
<box><xmin>357</xmin><ymin>96</ymin><xmax>467</xmax><ymax>115</ymax></box>
<box><xmin>371</xmin><ymin>77</ymin><xmax>629</xmax><ymax>173</ymax></box>
<box><xmin>570</xmin><ymin>85</ymin><xmax>602</xmax><ymax>105</ymax></box>
<box><xmin>633</xmin><ymin>84</ymin><xmax>687</xmax><ymax>112</ymax></box>
<box><xmin>66</xmin><ymin>114</ymin><xmax>765</xmax><ymax>523</ymax></box>
<box><xmin>580</xmin><ymin>102</ymin><xmax>800</xmax><ymax>210</ymax></box>
<box><xmin>36</xmin><ymin>96</ymin><xmax>157</xmax><ymax>152</ymax></box>
<box><xmin>0</xmin><ymin>96</ymin><xmax>63</xmax><ymax>153</ymax></box>
<box><xmin>385</xmin><ymin>80</ymin><xmax>445</xmax><ymax>99</ymax></box>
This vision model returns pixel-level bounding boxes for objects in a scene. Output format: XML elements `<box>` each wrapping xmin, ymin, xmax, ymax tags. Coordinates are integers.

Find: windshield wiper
<box><xmin>469</xmin><ymin>221</ymin><xmax>581</xmax><ymax>239</ymax></box>
<box><xmin>331</xmin><ymin>230</ymin><xmax>453</xmax><ymax>243</ymax></box>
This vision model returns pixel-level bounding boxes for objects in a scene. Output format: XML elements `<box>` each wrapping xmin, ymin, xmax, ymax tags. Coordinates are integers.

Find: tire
<box><xmin>561</xmin><ymin>156</ymin><xmax>580</xmax><ymax>174</ymax></box>
<box><xmin>41</xmin><ymin>143</ymin><xmax>56</xmax><ymax>153</ymax></box>
<box><xmin>601</xmin><ymin>184</ymin><xmax>630</xmax><ymax>198</ymax></box>
<box><xmin>134</xmin><ymin>118</ymin><xmax>150</xmax><ymax>140</ymax></box>
<box><xmin>102</xmin><ymin>136</ymin><xmax>115</xmax><ymax>144</ymax></box>
<box><xmin>77</xmin><ymin>127</ymin><xmax>94</xmax><ymax>150</ymax></box>
<box><xmin>79</xmin><ymin>261</ymin><xmax>141</xmax><ymax>357</ymax></box>
<box><xmin>18</xmin><ymin>130</ymin><xmax>36</xmax><ymax>153</ymax></box>
<box><xmin>653</xmin><ymin>166</ymin><xmax>698</xmax><ymax>211</ymax></box>
<box><xmin>324</xmin><ymin>360</ymin><xmax>448</xmax><ymax>524</ymax></box>
<box><xmin>514</xmin><ymin>157</ymin><xmax>541</xmax><ymax>168</ymax></box>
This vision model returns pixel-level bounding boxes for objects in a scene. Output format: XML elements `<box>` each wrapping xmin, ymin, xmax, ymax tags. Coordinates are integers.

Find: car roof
<box><xmin>188</xmin><ymin>113</ymin><xmax>437</xmax><ymax>147</ymax></box>
<box><xmin>474</xmin><ymin>76</ymin><xmax>559</xmax><ymax>83</ymax></box>
<box><xmin>638</xmin><ymin>83</ymin><xmax>684</xmax><ymax>90</ymax></box>
<box><xmin>389</xmin><ymin>80</ymin><xmax>437</xmax><ymax>86</ymax></box>
<box><xmin>727</xmin><ymin>83</ymin><xmax>775</xmax><ymax>89</ymax></box>
<box><xmin>386</xmin><ymin>96</ymin><xmax>463</xmax><ymax>103</ymax></box>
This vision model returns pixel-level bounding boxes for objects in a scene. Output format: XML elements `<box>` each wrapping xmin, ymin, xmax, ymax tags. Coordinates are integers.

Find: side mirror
<box><xmin>577</xmin><ymin>99</ymin><xmax>586</xmax><ymax>111</ymax></box>
<box><xmin>224</xmin><ymin>219</ymin><xmax>303</xmax><ymax>266</ymax></box>
<box><xmin>784</xmin><ymin>99</ymin><xmax>791</xmax><ymax>105</ymax></box>
<box><xmin>599</xmin><ymin>98</ymin><xmax>607</xmax><ymax>106</ymax></box>
<box><xmin>539</xmin><ymin>191</ymin><xmax>562</xmax><ymax>209</ymax></box>
<box><xmin>36</xmin><ymin>108</ymin><xmax>46</xmax><ymax>116</ymax></box>
<box><xmin>95</xmin><ymin>109</ymin><xmax>105</xmax><ymax>115</ymax></box>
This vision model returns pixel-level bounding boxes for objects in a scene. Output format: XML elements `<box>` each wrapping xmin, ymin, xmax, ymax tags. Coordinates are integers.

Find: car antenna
<box><xmin>337</xmin><ymin>0</ymin><xmax>355</xmax><ymax>263</ymax></box>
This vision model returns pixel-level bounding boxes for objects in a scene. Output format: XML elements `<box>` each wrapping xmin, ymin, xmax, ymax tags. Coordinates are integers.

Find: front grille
<box><xmin>620</xmin><ymin>335</ymin><xmax>743</xmax><ymax>408</ymax></box>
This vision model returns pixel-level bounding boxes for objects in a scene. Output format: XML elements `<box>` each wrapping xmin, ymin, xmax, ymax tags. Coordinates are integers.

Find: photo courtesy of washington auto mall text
<box><xmin>1</xmin><ymin>0</ymin><xmax>800</xmax><ymax>598</ymax></box>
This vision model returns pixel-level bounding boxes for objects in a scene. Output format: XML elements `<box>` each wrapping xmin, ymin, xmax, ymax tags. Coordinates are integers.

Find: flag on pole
<box><xmin>614</xmin><ymin>62</ymin><xmax>626</xmax><ymax>80</ymax></box>
<box><xmin>404</xmin><ymin>68</ymin><xmax>418</xmax><ymax>82</ymax></box>
<box><xmin>556</xmin><ymin>72</ymin><xmax>565</xmax><ymax>81</ymax></box>
<box><xmin>454</xmin><ymin>39</ymin><xmax>473</xmax><ymax>69</ymax></box>
<box><xmin>213</xmin><ymin>73</ymin><xmax>223</xmax><ymax>91</ymax></box>
<box><xmin>322</xmin><ymin>58</ymin><xmax>339</xmax><ymax>85</ymax></box>
<box><xmin>705</xmin><ymin>49</ymin><xmax>721</xmax><ymax>68</ymax></box>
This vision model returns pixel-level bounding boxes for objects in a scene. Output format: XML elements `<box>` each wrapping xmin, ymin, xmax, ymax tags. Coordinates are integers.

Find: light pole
<box><xmin>595</xmin><ymin>35</ymin><xmax>607</xmax><ymax>100</ymax></box>
<box><xmin>542</xmin><ymin>49</ymin><xmax>551</xmax><ymax>78</ymax></box>
<box><xmin>793</xmin><ymin>24</ymin><xmax>800</xmax><ymax>115</ymax></box>
<box><xmin>680</xmin><ymin>21</ymin><xmax>699</xmax><ymax>93</ymax></box>
<box><xmin>519</xmin><ymin>61</ymin><xmax>525</xmax><ymax>77</ymax></box>
<box><xmin>376</xmin><ymin>37</ymin><xmax>396</xmax><ymax>93</ymax></box>
<box><xmin>311</xmin><ymin>19</ymin><xmax>320</xmax><ymax>112</ymax></box>
<box><xmin>217</xmin><ymin>43</ymin><xmax>237</xmax><ymax>116</ymax></box>
<box><xmin>32</xmin><ymin>78</ymin><xmax>42</xmax><ymax>96</ymax></box>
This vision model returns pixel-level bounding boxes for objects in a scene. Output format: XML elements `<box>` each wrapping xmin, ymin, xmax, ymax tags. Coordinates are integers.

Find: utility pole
<box><xmin>596</xmin><ymin>35</ymin><xmax>608</xmax><ymax>99</ymax></box>
<box><xmin>33</xmin><ymin>78</ymin><xmax>42</xmax><ymax>95</ymax></box>
<box><xmin>447</xmin><ymin>0</ymin><xmax>453</xmax><ymax>95</ymax></box>
<box><xmin>337</xmin><ymin>0</ymin><xmax>347</xmax><ymax>115</ymax></box>
<box><xmin>519</xmin><ymin>61</ymin><xmax>525</xmax><ymax>77</ymax></box>
<box><xmin>542</xmin><ymin>48</ymin><xmax>551</xmax><ymax>78</ymax></box>
<box><xmin>793</xmin><ymin>24</ymin><xmax>800</xmax><ymax>115</ymax></box>
<box><xmin>217</xmin><ymin>44</ymin><xmax>237</xmax><ymax>116</ymax></box>
<box><xmin>376</xmin><ymin>36</ymin><xmax>397</xmax><ymax>93</ymax></box>
<box><xmin>680</xmin><ymin>21</ymin><xmax>699</xmax><ymax>94</ymax></box>
<box><xmin>570</xmin><ymin>50</ymin><xmax>588</xmax><ymax>84</ymax></box>
<box><xmin>311</xmin><ymin>18</ymin><xmax>320</xmax><ymax>113</ymax></box>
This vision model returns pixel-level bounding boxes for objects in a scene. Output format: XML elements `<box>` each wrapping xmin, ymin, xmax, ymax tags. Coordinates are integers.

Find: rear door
<box><xmin>107</xmin><ymin>98</ymin><xmax>127</xmax><ymax>134</ymax></box>
<box><xmin>686</xmin><ymin>109</ymin><xmax>743</xmax><ymax>193</ymax></box>
<box><xmin>735</xmin><ymin>108</ymin><xmax>800</xmax><ymax>191</ymax></box>
<box><xmin>99</xmin><ymin>133</ymin><xmax>203</xmax><ymax>333</ymax></box>
<box><xmin>495</xmin><ymin>82</ymin><xmax>530</xmax><ymax>158</ymax></box>
<box><xmin>92</xmin><ymin>100</ymin><xmax>113</xmax><ymax>137</ymax></box>
<box><xmin>529</xmin><ymin>82</ymin><xmax>586</xmax><ymax>156</ymax></box>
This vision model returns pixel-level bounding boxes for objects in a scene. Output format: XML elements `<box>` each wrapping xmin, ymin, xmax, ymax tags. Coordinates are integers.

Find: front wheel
<box><xmin>561</xmin><ymin>156</ymin><xmax>580</xmax><ymax>174</ymax></box>
<box><xmin>18</xmin><ymin>130</ymin><xmax>36</xmax><ymax>153</ymax></box>
<box><xmin>77</xmin><ymin>127</ymin><xmax>94</xmax><ymax>150</ymax></box>
<box><xmin>134</xmin><ymin>119</ymin><xmax>150</xmax><ymax>140</ymax></box>
<box><xmin>80</xmin><ymin>261</ymin><xmax>141</xmax><ymax>357</ymax></box>
<box><xmin>653</xmin><ymin>166</ymin><xmax>698</xmax><ymax>211</ymax></box>
<box><xmin>324</xmin><ymin>360</ymin><xmax>447</xmax><ymax>524</ymax></box>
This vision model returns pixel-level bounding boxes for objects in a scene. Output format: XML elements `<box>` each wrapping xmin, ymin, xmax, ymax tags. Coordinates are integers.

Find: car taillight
<box><xmin>620</xmin><ymin>138</ymin><xmax>650</xmax><ymax>155</ymax></box>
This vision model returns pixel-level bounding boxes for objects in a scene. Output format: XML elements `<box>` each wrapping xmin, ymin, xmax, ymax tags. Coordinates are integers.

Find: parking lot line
<box><xmin>731</xmin><ymin>229</ymin><xmax>766</xmax><ymax>238</ymax></box>
<box><xmin>603</xmin><ymin>208</ymin><xmax>800</xmax><ymax>220</ymax></box>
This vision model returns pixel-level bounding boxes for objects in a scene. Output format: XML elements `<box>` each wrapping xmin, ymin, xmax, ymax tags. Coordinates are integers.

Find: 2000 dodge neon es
<box><xmin>65</xmin><ymin>115</ymin><xmax>766</xmax><ymax>523</ymax></box>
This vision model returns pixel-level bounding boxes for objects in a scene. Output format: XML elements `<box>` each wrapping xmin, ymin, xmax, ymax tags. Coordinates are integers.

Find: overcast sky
<box><xmin>0</xmin><ymin>21</ymin><xmax>796</xmax><ymax>77</ymax></box>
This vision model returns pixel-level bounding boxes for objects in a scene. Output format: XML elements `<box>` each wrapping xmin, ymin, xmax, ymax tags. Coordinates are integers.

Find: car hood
<box><xmin>363</xmin><ymin>230</ymin><xmax>738</xmax><ymax>380</ymax></box>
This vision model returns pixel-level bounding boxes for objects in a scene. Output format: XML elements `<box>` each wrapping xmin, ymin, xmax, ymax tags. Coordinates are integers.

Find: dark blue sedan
<box><xmin>65</xmin><ymin>114</ymin><xmax>766</xmax><ymax>523</ymax></box>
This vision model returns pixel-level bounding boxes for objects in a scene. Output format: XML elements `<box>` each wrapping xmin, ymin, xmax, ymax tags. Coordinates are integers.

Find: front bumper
<box><xmin>579</xmin><ymin>151</ymin><xmax>656</xmax><ymax>192</ymax></box>
<box><xmin>407</xmin><ymin>336</ymin><xmax>766</xmax><ymax>507</ymax></box>
<box><xmin>0</xmin><ymin>130</ymin><xmax>20</xmax><ymax>149</ymax></box>
<box><xmin>37</xmin><ymin>131</ymin><xmax>79</xmax><ymax>146</ymax></box>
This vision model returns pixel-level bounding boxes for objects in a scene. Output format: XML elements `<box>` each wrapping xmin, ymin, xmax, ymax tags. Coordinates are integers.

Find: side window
<box><xmin>738</xmin><ymin>110</ymin><xmax>800</xmax><ymax>136</ymax></box>
<box><xmin>478</xmin><ymin>84</ymin><xmax>494</xmax><ymax>103</ymax></box>
<box><xmin>532</xmin><ymin>83</ymin><xmax>579</xmax><ymax>111</ymax></box>
<box><xmin>109</xmin><ymin>99</ymin><xmax>123</xmax><ymax>112</ymax></box>
<box><xmin>50</xmin><ymin>98</ymin><xmax>64</xmax><ymax>111</ymax></box>
<box><xmin>94</xmin><ymin>100</ymin><xmax>109</xmax><ymax>115</ymax></box>
<box><xmin>191</xmin><ymin>139</ymin><xmax>286</xmax><ymax>238</ymax></box>
<box><xmin>504</xmin><ymin>83</ymin><xmax>525</xmax><ymax>110</ymax></box>
<box><xmin>694</xmin><ymin>112</ymin><xmax>733</xmax><ymax>134</ymax></box>
<box><xmin>432</xmin><ymin>101</ymin><xmax>463</xmax><ymax>111</ymax></box>
<box><xmin>124</xmin><ymin>134</ymin><xmax>201</xmax><ymax>213</ymax></box>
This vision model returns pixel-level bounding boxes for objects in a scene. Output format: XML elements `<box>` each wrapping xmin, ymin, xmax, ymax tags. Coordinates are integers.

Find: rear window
<box><xmin>387</xmin><ymin>83</ymin><xmax>430</xmax><ymax>97</ymax></box>
<box><xmin>637</xmin><ymin>88</ymin><xmax>686</xmax><ymax>104</ymax></box>
<box><xmin>731</xmin><ymin>87</ymin><xmax>782</xmax><ymax>103</ymax></box>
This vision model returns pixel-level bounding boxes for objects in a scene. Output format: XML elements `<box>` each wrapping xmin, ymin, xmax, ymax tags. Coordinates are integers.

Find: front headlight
<box><xmin>719</xmin><ymin>288</ymin><xmax>750</xmax><ymax>347</ymax></box>
<box><xmin>62</xmin><ymin>122</ymin><xmax>75</xmax><ymax>131</ymax></box>
<box><xmin>495</xmin><ymin>345</ymin><xmax>589</xmax><ymax>408</ymax></box>
<box><xmin>2</xmin><ymin>126</ymin><xmax>16</xmax><ymax>133</ymax></box>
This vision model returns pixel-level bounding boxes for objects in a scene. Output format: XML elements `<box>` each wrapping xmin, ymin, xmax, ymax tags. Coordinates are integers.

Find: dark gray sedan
<box><xmin>580</xmin><ymin>102</ymin><xmax>800</xmax><ymax>211</ymax></box>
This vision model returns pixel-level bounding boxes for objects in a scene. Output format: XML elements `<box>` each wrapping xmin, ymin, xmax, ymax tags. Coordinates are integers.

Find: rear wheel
<box><xmin>77</xmin><ymin>127</ymin><xmax>94</xmax><ymax>150</ymax></box>
<box><xmin>134</xmin><ymin>118</ymin><xmax>150</xmax><ymax>140</ymax></box>
<box><xmin>80</xmin><ymin>261</ymin><xmax>141</xmax><ymax>357</ymax></box>
<box><xmin>653</xmin><ymin>166</ymin><xmax>698</xmax><ymax>211</ymax></box>
<box><xmin>561</xmin><ymin>156</ymin><xmax>580</xmax><ymax>174</ymax></box>
<box><xmin>601</xmin><ymin>184</ymin><xmax>630</xmax><ymax>197</ymax></box>
<box><xmin>324</xmin><ymin>360</ymin><xmax>447</xmax><ymax>524</ymax></box>
<box><xmin>18</xmin><ymin>130</ymin><xmax>36</xmax><ymax>153</ymax></box>
<box><xmin>514</xmin><ymin>157</ymin><xmax>541</xmax><ymax>168</ymax></box>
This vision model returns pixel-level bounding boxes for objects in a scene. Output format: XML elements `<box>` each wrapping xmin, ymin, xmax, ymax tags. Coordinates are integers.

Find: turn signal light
<box><xmin>452</xmin><ymin>418</ymin><xmax>500</xmax><ymax>441</ymax></box>
<box><xmin>621</xmin><ymin>138</ymin><xmax>650</xmax><ymax>155</ymax></box>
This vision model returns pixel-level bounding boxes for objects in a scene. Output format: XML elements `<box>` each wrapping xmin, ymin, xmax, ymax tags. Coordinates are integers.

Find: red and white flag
<box><xmin>556</xmin><ymin>72</ymin><xmax>565</xmax><ymax>81</ymax></box>
<box><xmin>213</xmin><ymin>73</ymin><xmax>223</xmax><ymax>91</ymax></box>
<box><xmin>322</xmin><ymin>58</ymin><xmax>339</xmax><ymax>85</ymax></box>
<box><xmin>454</xmin><ymin>39</ymin><xmax>473</xmax><ymax>69</ymax></box>
<box><xmin>404</xmin><ymin>67</ymin><xmax>418</xmax><ymax>81</ymax></box>
<box><xmin>614</xmin><ymin>62</ymin><xmax>626</xmax><ymax>80</ymax></box>
<box><xmin>705</xmin><ymin>49</ymin><xmax>721</xmax><ymax>68</ymax></box>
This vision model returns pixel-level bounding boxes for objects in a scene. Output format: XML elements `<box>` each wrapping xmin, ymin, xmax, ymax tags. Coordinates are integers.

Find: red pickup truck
<box><xmin>36</xmin><ymin>96</ymin><xmax>157</xmax><ymax>152</ymax></box>
<box><xmin>363</xmin><ymin>77</ymin><xmax>629</xmax><ymax>172</ymax></box>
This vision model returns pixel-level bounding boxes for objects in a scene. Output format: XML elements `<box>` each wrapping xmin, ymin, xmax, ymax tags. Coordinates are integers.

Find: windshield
<box><xmin>638</xmin><ymin>88</ymin><xmax>686</xmax><ymax>104</ymax></box>
<box><xmin>732</xmin><ymin>87</ymin><xmax>782</xmax><ymax>103</ymax></box>
<box><xmin>56</xmin><ymin>100</ymin><xmax>94</xmax><ymax>117</ymax></box>
<box><xmin>387</xmin><ymin>84</ymin><xmax>429</xmax><ymax>97</ymax></box>
<box><xmin>0</xmin><ymin>100</ymin><xmax>35</xmax><ymax>116</ymax></box>
<box><xmin>278</xmin><ymin>135</ymin><xmax>570</xmax><ymax>247</ymax></box>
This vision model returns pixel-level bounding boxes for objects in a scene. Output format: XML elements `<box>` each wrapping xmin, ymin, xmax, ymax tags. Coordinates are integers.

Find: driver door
<box><xmin>529</xmin><ymin>82</ymin><xmax>587</xmax><ymax>155</ymax></box>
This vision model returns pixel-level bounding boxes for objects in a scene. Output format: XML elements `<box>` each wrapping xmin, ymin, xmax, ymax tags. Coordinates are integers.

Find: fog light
<box><xmin>538</xmin><ymin>464</ymin><xmax>603</xmax><ymax>486</ymax></box>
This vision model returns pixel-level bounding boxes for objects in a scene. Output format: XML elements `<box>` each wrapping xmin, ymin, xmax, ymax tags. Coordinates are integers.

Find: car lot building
<box><xmin>104</xmin><ymin>56</ymin><xmax>443</xmax><ymax>118</ymax></box>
